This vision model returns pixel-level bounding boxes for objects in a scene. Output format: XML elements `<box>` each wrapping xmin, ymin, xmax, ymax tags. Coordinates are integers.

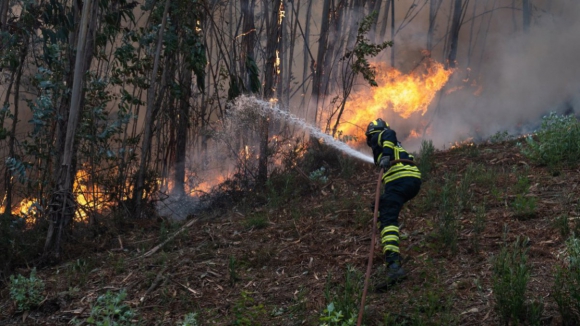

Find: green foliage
<box><xmin>492</xmin><ymin>238</ymin><xmax>541</xmax><ymax>325</ymax></box>
<box><xmin>322</xmin><ymin>266</ymin><xmax>362</xmax><ymax>325</ymax></box>
<box><xmin>418</xmin><ymin>139</ymin><xmax>435</xmax><ymax>179</ymax></box>
<box><xmin>319</xmin><ymin>302</ymin><xmax>356</xmax><ymax>326</ymax></box>
<box><xmin>5</xmin><ymin>157</ymin><xmax>29</xmax><ymax>184</ymax></box>
<box><xmin>82</xmin><ymin>290</ymin><xmax>136</xmax><ymax>326</ymax></box>
<box><xmin>437</xmin><ymin>175</ymin><xmax>459</xmax><ymax>253</ymax></box>
<box><xmin>471</xmin><ymin>204</ymin><xmax>486</xmax><ymax>253</ymax></box>
<box><xmin>245</xmin><ymin>55</ymin><xmax>261</xmax><ymax>94</ymax></box>
<box><xmin>520</xmin><ymin>112</ymin><xmax>580</xmax><ymax>167</ymax></box>
<box><xmin>229</xmin><ymin>256</ymin><xmax>240</xmax><ymax>286</ymax></box>
<box><xmin>244</xmin><ymin>212</ymin><xmax>269</xmax><ymax>230</ymax></box>
<box><xmin>344</xmin><ymin>11</ymin><xmax>392</xmax><ymax>87</ymax></box>
<box><xmin>511</xmin><ymin>194</ymin><xmax>537</xmax><ymax>220</ymax></box>
<box><xmin>553</xmin><ymin>236</ymin><xmax>580</xmax><ymax>325</ymax></box>
<box><xmin>309</xmin><ymin>167</ymin><xmax>329</xmax><ymax>184</ymax></box>
<box><xmin>489</xmin><ymin>130</ymin><xmax>513</xmax><ymax>144</ymax></box>
<box><xmin>553</xmin><ymin>214</ymin><xmax>571</xmax><ymax>238</ymax></box>
<box><xmin>232</xmin><ymin>291</ymin><xmax>266</xmax><ymax>325</ymax></box>
<box><xmin>9</xmin><ymin>268</ymin><xmax>45</xmax><ymax>312</ymax></box>
<box><xmin>180</xmin><ymin>313</ymin><xmax>199</xmax><ymax>326</ymax></box>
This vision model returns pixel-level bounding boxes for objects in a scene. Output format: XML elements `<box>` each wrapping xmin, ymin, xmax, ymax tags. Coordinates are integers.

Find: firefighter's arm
<box><xmin>380</xmin><ymin>130</ymin><xmax>396</xmax><ymax>163</ymax></box>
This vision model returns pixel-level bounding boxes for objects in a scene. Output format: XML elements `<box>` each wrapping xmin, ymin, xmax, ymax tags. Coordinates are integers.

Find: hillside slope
<box><xmin>1</xmin><ymin>139</ymin><xmax>579</xmax><ymax>325</ymax></box>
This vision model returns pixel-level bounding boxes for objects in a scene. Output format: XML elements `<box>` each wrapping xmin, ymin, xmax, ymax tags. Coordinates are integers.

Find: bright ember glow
<box><xmin>339</xmin><ymin>60</ymin><xmax>453</xmax><ymax>139</ymax></box>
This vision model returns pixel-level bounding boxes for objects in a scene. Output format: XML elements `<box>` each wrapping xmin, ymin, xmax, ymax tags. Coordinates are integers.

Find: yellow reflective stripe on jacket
<box><xmin>382</xmin><ymin>170</ymin><xmax>421</xmax><ymax>183</ymax></box>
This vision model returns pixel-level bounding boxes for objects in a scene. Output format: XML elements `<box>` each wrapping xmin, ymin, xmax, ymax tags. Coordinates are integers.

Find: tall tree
<box><xmin>522</xmin><ymin>0</ymin><xmax>531</xmax><ymax>32</ymax></box>
<box><xmin>311</xmin><ymin>0</ymin><xmax>331</xmax><ymax>122</ymax></box>
<box><xmin>447</xmin><ymin>0</ymin><xmax>463</xmax><ymax>69</ymax></box>
<box><xmin>133</xmin><ymin>0</ymin><xmax>171</xmax><ymax>215</ymax></box>
<box><xmin>427</xmin><ymin>0</ymin><xmax>443</xmax><ymax>54</ymax></box>
<box><xmin>44</xmin><ymin>0</ymin><xmax>96</xmax><ymax>260</ymax></box>
<box><xmin>258</xmin><ymin>0</ymin><xmax>282</xmax><ymax>187</ymax></box>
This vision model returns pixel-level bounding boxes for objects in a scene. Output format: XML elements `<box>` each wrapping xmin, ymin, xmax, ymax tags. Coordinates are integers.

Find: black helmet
<box><xmin>365</xmin><ymin>118</ymin><xmax>389</xmax><ymax>137</ymax></box>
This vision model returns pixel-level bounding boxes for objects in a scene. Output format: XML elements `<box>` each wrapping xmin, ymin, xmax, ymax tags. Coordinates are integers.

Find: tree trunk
<box><xmin>311</xmin><ymin>0</ymin><xmax>331</xmax><ymax>123</ymax></box>
<box><xmin>390</xmin><ymin>0</ymin><xmax>395</xmax><ymax>67</ymax></box>
<box><xmin>447</xmin><ymin>0</ymin><xmax>463</xmax><ymax>69</ymax></box>
<box><xmin>258</xmin><ymin>0</ymin><xmax>282</xmax><ymax>187</ymax></box>
<box><xmin>427</xmin><ymin>0</ymin><xmax>442</xmax><ymax>53</ymax></box>
<box><xmin>379</xmin><ymin>0</ymin><xmax>391</xmax><ymax>41</ymax></box>
<box><xmin>522</xmin><ymin>0</ymin><xmax>531</xmax><ymax>33</ymax></box>
<box><xmin>301</xmin><ymin>0</ymin><xmax>313</xmax><ymax>118</ymax></box>
<box><xmin>3</xmin><ymin>45</ymin><xmax>27</xmax><ymax>215</ymax></box>
<box><xmin>44</xmin><ymin>0</ymin><xmax>94</xmax><ymax>260</ymax></box>
<box><xmin>133</xmin><ymin>0</ymin><xmax>171</xmax><ymax>216</ymax></box>
<box><xmin>0</xmin><ymin>0</ymin><xmax>8</xmax><ymax>31</ymax></box>
<box><xmin>173</xmin><ymin>67</ymin><xmax>191</xmax><ymax>196</ymax></box>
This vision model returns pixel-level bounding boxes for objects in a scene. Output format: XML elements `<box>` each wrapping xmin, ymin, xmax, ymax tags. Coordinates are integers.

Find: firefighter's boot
<box><xmin>375</xmin><ymin>259</ymin><xmax>407</xmax><ymax>292</ymax></box>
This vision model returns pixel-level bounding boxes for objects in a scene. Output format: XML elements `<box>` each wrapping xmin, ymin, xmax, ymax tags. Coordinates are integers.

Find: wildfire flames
<box><xmin>4</xmin><ymin>166</ymin><xmax>228</xmax><ymax>226</ymax></box>
<box><xmin>339</xmin><ymin>59</ymin><xmax>453</xmax><ymax>140</ymax></box>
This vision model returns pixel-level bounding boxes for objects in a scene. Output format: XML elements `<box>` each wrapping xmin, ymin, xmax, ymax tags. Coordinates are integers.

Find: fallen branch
<box><xmin>141</xmin><ymin>218</ymin><xmax>197</xmax><ymax>258</ymax></box>
<box><xmin>139</xmin><ymin>266</ymin><xmax>168</xmax><ymax>305</ymax></box>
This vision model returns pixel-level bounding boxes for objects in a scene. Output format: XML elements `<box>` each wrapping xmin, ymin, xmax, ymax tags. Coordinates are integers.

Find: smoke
<box><xmin>428</xmin><ymin>1</ymin><xmax>580</xmax><ymax>147</ymax></box>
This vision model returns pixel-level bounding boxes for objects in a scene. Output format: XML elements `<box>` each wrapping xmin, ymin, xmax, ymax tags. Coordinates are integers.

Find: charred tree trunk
<box><xmin>0</xmin><ymin>0</ymin><xmax>8</xmax><ymax>31</ymax></box>
<box><xmin>427</xmin><ymin>0</ymin><xmax>442</xmax><ymax>54</ymax></box>
<box><xmin>44</xmin><ymin>0</ymin><xmax>94</xmax><ymax>260</ymax></box>
<box><xmin>447</xmin><ymin>0</ymin><xmax>463</xmax><ymax>69</ymax></box>
<box><xmin>241</xmin><ymin>0</ymin><xmax>257</xmax><ymax>91</ymax></box>
<box><xmin>3</xmin><ymin>45</ymin><xmax>27</xmax><ymax>215</ymax></box>
<box><xmin>379</xmin><ymin>0</ymin><xmax>391</xmax><ymax>41</ymax></box>
<box><xmin>522</xmin><ymin>0</ymin><xmax>531</xmax><ymax>33</ymax></box>
<box><xmin>258</xmin><ymin>0</ymin><xmax>282</xmax><ymax>187</ymax></box>
<box><xmin>133</xmin><ymin>0</ymin><xmax>171</xmax><ymax>216</ymax></box>
<box><xmin>301</xmin><ymin>0</ymin><xmax>313</xmax><ymax>117</ymax></box>
<box><xmin>390</xmin><ymin>0</ymin><xmax>395</xmax><ymax>67</ymax></box>
<box><xmin>173</xmin><ymin>68</ymin><xmax>191</xmax><ymax>196</ymax></box>
<box><xmin>311</xmin><ymin>0</ymin><xmax>330</xmax><ymax>122</ymax></box>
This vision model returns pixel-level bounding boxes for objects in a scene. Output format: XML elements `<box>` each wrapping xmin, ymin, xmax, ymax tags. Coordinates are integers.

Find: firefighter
<box><xmin>365</xmin><ymin>118</ymin><xmax>422</xmax><ymax>287</ymax></box>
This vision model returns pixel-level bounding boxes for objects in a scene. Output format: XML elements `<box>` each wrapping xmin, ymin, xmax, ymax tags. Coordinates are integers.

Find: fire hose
<box><xmin>357</xmin><ymin>159</ymin><xmax>416</xmax><ymax>326</ymax></box>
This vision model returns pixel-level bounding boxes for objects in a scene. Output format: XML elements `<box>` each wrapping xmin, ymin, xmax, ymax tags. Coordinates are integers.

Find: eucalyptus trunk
<box><xmin>311</xmin><ymin>0</ymin><xmax>330</xmax><ymax>123</ymax></box>
<box><xmin>447</xmin><ymin>0</ymin><xmax>463</xmax><ymax>69</ymax></box>
<box><xmin>523</xmin><ymin>0</ymin><xmax>531</xmax><ymax>32</ymax></box>
<box><xmin>3</xmin><ymin>45</ymin><xmax>27</xmax><ymax>215</ymax></box>
<box><xmin>258</xmin><ymin>0</ymin><xmax>282</xmax><ymax>187</ymax></box>
<box><xmin>133</xmin><ymin>0</ymin><xmax>171</xmax><ymax>215</ymax></box>
<box><xmin>44</xmin><ymin>0</ymin><xmax>95</xmax><ymax>260</ymax></box>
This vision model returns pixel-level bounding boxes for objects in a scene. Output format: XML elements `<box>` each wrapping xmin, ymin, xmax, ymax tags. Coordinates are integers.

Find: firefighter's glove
<box><xmin>379</xmin><ymin>156</ymin><xmax>391</xmax><ymax>169</ymax></box>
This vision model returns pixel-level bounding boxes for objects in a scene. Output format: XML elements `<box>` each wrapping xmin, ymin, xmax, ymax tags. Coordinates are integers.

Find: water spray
<box><xmin>232</xmin><ymin>95</ymin><xmax>374</xmax><ymax>164</ymax></box>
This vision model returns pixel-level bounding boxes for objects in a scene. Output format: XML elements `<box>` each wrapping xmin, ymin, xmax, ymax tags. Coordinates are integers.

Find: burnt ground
<box><xmin>1</xmin><ymin>139</ymin><xmax>580</xmax><ymax>325</ymax></box>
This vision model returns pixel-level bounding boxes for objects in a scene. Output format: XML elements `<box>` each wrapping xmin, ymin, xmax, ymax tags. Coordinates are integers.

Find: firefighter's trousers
<box><xmin>378</xmin><ymin>176</ymin><xmax>421</xmax><ymax>265</ymax></box>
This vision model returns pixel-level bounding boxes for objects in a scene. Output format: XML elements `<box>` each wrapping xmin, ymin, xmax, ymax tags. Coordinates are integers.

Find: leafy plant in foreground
<box><xmin>9</xmin><ymin>268</ymin><xmax>45</xmax><ymax>312</ymax></box>
<box><xmin>81</xmin><ymin>290</ymin><xmax>136</xmax><ymax>326</ymax></box>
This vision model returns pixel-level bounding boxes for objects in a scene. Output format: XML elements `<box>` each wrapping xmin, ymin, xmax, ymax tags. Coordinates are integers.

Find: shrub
<box><xmin>9</xmin><ymin>268</ymin><xmax>45</xmax><ymax>312</ymax></box>
<box><xmin>554</xmin><ymin>236</ymin><xmax>580</xmax><ymax>325</ymax></box>
<box><xmin>321</xmin><ymin>266</ymin><xmax>362</xmax><ymax>325</ymax></box>
<box><xmin>180</xmin><ymin>312</ymin><xmax>199</xmax><ymax>326</ymax></box>
<box><xmin>492</xmin><ymin>238</ymin><xmax>541</xmax><ymax>325</ymax></box>
<box><xmin>82</xmin><ymin>290</ymin><xmax>136</xmax><ymax>326</ymax></box>
<box><xmin>418</xmin><ymin>139</ymin><xmax>435</xmax><ymax>179</ymax></box>
<box><xmin>520</xmin><ymin>112</ymin><xmax>580</xmax><ymax>167</ymax></box>
<box><xmin>512</xmin><ymin>194</ymin><xmax>537</xmax><ymax>220</ymax></box>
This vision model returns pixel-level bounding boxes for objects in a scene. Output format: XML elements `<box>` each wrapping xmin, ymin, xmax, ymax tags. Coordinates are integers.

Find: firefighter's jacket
<box><xmin>369</xmin><ymin>129</ymin><xmax>421</xmax><ymax>184</ymax></box>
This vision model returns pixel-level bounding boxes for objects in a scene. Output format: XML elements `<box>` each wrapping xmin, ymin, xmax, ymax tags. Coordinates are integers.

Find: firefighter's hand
<box><xmin>379</xmin><ymin>156</ymin><xmax>391</xmax><ymax>169</ymax></box>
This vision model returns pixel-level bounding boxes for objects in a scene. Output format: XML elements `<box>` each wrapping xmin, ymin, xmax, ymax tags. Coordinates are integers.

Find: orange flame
<box><xmin>338</xmin><ymin>60</ymin><xmax>453</xmax><ymax>139</ymax></box>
